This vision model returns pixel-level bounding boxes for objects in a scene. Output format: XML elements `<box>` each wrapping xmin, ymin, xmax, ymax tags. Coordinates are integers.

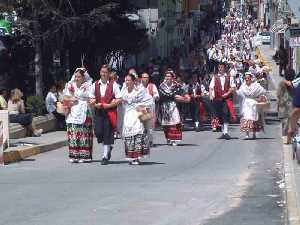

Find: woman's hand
<box><xmin>136</xmin><ymin>106</ymin><xmax>147</xmax><ymax>114</ymax></box>
<box><xmin>257</xmin><ymin>95</ymin><xmax>267</xmax><ymax>103</ymax></box>
<box><xmin>174</xmin><ymin>95</ymin><xmax>183</xmax><ymax>102</ymax></box>
<box><xmin>70</xmin><ymin>98</ymin><xmax>79</xmax><ymax>107</ymax></box>
<box><xmin>89</xmin><ymin>98</ymin><xmax>96</xmax><ymax>105</ymax></box>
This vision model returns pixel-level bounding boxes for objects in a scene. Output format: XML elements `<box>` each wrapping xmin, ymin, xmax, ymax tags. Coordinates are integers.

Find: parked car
<box><xmin>259</xmin><ymin>31</ymin><xmax>271</xmax><ymax>45</ymax></box>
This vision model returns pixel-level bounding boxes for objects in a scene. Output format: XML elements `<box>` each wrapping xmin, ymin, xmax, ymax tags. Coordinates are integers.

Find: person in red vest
<box><xmin>209</xmin><ymin>62</ymin><xmax>236</xmax><ymax>140</ymax></box>
<box><xmin>140</xmin><ymin>72</ymin><xmax>159</xmax><ymax>146</ymax></box>
<box><xmin>89</xmin><ymin>64</ymin><xmax>121</xmax><ymax>165</ymax></box>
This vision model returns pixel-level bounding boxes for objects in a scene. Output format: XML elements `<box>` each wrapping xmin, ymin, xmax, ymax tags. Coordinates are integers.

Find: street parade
<box><xmin>56</xmin><ymin>8</ymin><xmax>270</xmax><ymax>165</ymax></box>
<box><xmin>1</xmin><ymin>1</ymin><xmax>300</xmax><ymax>224</ymax></box>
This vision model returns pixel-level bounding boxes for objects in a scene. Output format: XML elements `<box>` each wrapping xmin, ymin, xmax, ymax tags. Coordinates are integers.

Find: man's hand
<box><xmin>102</xmin><ymin>103</ymin><xmax>110</xmax><ymax>109</ymax></box>
<box><xmin>94</xmin><ymin>103</ymin><xmax>103</xmax><ymax>109</ymax></box>
<box><xmin>284</xmin><ymin>80</ymin><xmax>292</xmax><ymax>87</ymax></box>
<box><xmin>222</xmin><ymin>93</ymin><xmax>229</xmax><ymax>99</ymax></box>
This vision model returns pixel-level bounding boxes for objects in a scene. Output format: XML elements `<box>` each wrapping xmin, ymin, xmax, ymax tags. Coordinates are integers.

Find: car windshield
<box><xmin>261</xmin><ymin>32</ymin><xmax>270</xmax><ymax>36</ymax></box>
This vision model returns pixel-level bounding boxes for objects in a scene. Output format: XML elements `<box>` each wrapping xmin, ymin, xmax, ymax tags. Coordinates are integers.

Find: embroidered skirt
<box><xmin>124</xmin><ymin>133</ymin><xmax>149</xmax><ymax>160</ymax></box>
<box><xmin>67</xmin><ymin>111</ymin><xmax>93</xmax><ymax>159</ymax></box>
<box><xmin>240</xmin><ymin>118</ymin><xmax>263</xmax><ymax>132</ymax></box>
<box><xmin>163</xmin><ymin>124</ymin><xmax>182</xmax><ymax>141</ymax></box>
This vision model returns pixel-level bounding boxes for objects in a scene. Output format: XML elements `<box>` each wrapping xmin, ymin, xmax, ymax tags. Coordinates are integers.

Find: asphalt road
<box><xmin>0</xmin><ymin>122</ymin><xmax>284</xmax><ymax>225</ymax></box>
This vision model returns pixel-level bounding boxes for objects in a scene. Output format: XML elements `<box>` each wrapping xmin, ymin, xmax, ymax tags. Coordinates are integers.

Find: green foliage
<box><xmin>26</xmin><ymin>95</ymin><xmax>45</xmax><ymax>116</ymax></box>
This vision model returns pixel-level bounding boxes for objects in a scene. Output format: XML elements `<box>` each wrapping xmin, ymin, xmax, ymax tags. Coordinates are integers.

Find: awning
<box><xmin>271</xmin><ymin>22</ymin><xmax>288</xmax><ymax>33</ymax></box>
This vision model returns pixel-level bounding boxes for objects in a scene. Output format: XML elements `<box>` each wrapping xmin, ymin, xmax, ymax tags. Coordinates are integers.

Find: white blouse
<box><xmin>120</xmin><ymin>86</ymin><xmax>153</xmax><ymax>137</ymax></box>
<box><xmin>64</xmin><ymin>82</ymin><xmax>91</xmax><ymax>125</ymax></box>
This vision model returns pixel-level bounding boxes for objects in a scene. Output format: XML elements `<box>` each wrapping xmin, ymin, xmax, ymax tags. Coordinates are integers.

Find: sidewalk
<box><xmin>259</xmin><ymin>44</ymin><xmax>300</xmax><ymax>225</ymax></box>
<box><xmin>3</xmin><ymin>131</ymin><xmax>67</xmax><ymax>164</ymax></box>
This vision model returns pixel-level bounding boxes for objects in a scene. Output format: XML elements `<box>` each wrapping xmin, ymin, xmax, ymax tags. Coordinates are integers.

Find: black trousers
<box><xmin>213</xmin><ymin>100</ymin><xmax>230</xmax><ymax>124</ymax></box>
<box><xmin>201</xmin><ymin>96</ymin><xmax>216</xmax><ymax>119</ymax></box>
<box><xmin>190</xmin><ymin>101</ymin><xmax>201</xmax><ymax>123</ymax></box>
<box><xmin>9</xmin><ymin>113</ymin><xmax>32</xmax><ymax>126</ymax></box>
<box><xmin>94</xmin><ymin>110</ymin><xmax>114</xmax><ymax>145</ymax></box>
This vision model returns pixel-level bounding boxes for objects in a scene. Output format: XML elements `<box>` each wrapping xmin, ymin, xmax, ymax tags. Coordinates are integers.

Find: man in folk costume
<box><xmin>90</xmin><ymin>64</ymin><xmax>121</xmax><ymax>165</ymax></box>
<box><xmin>209</xmin><ymin>62</ymin><xmax>237</xmax><ymax>139</ymax></box>
<box><xmin>140</xmin><ymin>72</ymin><xmax>159</xmax><ymax>146</ymax></box>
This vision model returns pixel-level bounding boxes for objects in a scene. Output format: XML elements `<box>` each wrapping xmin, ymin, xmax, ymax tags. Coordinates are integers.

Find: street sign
<box><xmin>290</xmin><ymin>37</ymin><xmax>300</xmax><ymax>47</ymax></box>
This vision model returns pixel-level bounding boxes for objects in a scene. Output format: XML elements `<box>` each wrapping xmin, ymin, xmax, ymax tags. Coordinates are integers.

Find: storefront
<box><xmin>286</xmin><ymin>27</ymin><xmax>300</xmax><ymax>73</ymax></box>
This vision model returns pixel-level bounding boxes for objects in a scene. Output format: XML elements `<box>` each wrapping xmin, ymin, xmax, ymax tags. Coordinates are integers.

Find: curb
<box><xmin>3</xmin><ymin>140</ymin><xmax>67</xmax><ymax>164</ymax></box>
<box><xmin>283</xmin><ymin>144</ymin><xmax>300</xmax><ymax>225</ymax></box>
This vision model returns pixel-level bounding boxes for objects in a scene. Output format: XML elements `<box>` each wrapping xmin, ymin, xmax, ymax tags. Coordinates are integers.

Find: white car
<box><xmin>259</xmin><ymin>31</ymin><xmax>271</xmax><ymax>45</ymax></box>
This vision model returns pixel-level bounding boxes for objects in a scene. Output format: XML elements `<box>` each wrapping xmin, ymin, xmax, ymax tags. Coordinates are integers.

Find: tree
<box><xmin>9</xmin><ymin>0</ymin><xmax>148</xmax><ymax>94</ymax></box>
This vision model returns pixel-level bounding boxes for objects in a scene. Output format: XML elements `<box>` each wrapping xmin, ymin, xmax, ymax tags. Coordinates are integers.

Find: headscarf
<box><xmin>69</xmin><ymin>67</ymin><xmax>93</xmax><ymax>84</ymax></box>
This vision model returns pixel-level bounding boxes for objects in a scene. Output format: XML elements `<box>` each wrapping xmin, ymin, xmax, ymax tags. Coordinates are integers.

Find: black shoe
<box><xmin>195</xmin><ymin>126</ymin><xmax>201</xmax><ymax>132</ymax></box>
<box><xmin>224</xmin><ymin>133</ymin><xmax>231</xmax><ymax>140</ymax></box>
<box><xmin>107</xmin><ymin>147</ymin><xmax>113</xmax><ymax>161</ymax></box>
<box><xmin>218</xmin><ymin>134</ymin><xmax>226</xmax><ymax>139</ymax></box>
<box><xmin>101</xmin><ymin>158</ymin><xmax>108</xmax><ymax>165</ymax></box>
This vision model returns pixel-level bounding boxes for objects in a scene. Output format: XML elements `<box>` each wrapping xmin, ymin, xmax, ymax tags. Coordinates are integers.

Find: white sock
<box><xmin>223</xmin><ymin>123</ymin><xmax>229</xmax><ymax>134</ymax></box>
<box><xmin>103</xmin><ymin>145</ymin><xmax>110</xmax><ymax>159</ymax></box>
<box><xmin>195</xmin><ymin>121</ymin><xmax>199</xmax><ymax>127</ymax></box>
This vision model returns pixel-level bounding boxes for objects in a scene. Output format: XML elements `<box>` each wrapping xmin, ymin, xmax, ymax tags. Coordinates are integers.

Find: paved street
<box><xmin>0</xmin><ymin>122</ymin><xmax>284</xmax><ymax>225</ymax></box>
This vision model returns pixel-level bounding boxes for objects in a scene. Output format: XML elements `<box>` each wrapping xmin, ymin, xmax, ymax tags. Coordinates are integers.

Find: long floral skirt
<box><xmin>124</xmin><ymin>133</ymin><xmax>149</xmax><ymax>160</ymax></box>
<box><xmin>163</xmin><ymin>124</ymin><xmax>182</xmax><ymax>141</ymax></box>
<box><xmin>67</xmin><ymin>113</ymin><xmax>93</xmax><ymax>160</ymax></box>
<box><xmin>240</xmin><ymin>118</ymin><xmax>263</xmax><ymax>133</ymax></box>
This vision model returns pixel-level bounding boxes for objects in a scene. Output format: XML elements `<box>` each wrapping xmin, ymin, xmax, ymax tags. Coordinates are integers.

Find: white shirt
<box><xmin>146</xmin><ymin>83</ymin><xmax>159</xmax><ymax>99</ymax></box>
<box><xmin>45</xmin><ymin>92</ymin><xmax>57</xmax><ymax>113</ymax></box>
<box><xmin>209</xmin><ymin>74</ymin><xmax>236</xmax><ymax>98</ymax></box>
<box><xmin>89</xmin><ymin>79</ymin><xmax>121</xmax><ymax>99</ymax></box>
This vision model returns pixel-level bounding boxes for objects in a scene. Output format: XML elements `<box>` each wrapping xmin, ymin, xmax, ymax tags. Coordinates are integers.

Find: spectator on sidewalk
<box><xmin>56</xmin><ymin>80</ymin><xmax>66</xmax><ymax>102</ymax></box>
<box><xmin>274</xmin><ymin>45</ymin><xmax>288</xmax><ymax>77</ymax></box>
<box><xmin>277</xmin><ymin>80</ymin><xmax>293</xmax><ymax>140</ymax></box>
<box><xmin>0</xmin><ymin>88</ymin><xmax>8</xmax><ymax>110</ymax></box>
<box><xmin>45</xmin><ymin>84</ymin><xmax>65</xmax><ymax>130</ymax></box>
<box><xmin>8</xmin><ymin>88</ymin><xmax>43</xmax><ymax>137</ymax></box>
<box><xmin>284</xmin><ymin>77</ymin><xmax>300</xmax><ymax>144</ymax></box>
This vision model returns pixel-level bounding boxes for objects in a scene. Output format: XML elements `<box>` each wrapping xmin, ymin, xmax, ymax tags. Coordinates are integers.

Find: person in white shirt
<box><xmin>209</xmin><ymin>62</ymin><xmax>236</xmax><ymax>139</ymax></box>
<box><xmin>89</xmin><ymin>64</ymin><xmax>122</xmax><ymax>165</ymax></box>
<box><xmin>45</xmin><ymin>84</ymin><xmax>65</xmax><ymax>130</ymax></box>
<box><xmin>140</xmin><ymin>72</ymin><xmax>159</xmax><ymax>146</ymax></box>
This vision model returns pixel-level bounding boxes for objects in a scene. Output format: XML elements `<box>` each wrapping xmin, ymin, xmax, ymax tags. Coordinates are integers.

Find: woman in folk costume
<box><xmin>158</xmin><ymin>70</ymin><xmax>191</xmax><ymax>146</ymax></box>
<box><xmin>63</xmin><ymin>68</ymin><xmax>93</xmax><ymax>163</ymax></box>
<box><xmin>120</xmin><ymin>74</ymin><xmax>153</xmax><ymax>165</ymax></box>
<box><xmin>236</xmin><ymin>72</ymin><xmax>267</xmax><ymax>139</ymax></box>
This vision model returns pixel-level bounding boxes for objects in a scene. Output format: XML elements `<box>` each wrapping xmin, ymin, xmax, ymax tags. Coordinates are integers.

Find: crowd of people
<box><xmin>51</xmin><ymin>8</ymin><xmax>271</xmax><ymax>166</ymax></box>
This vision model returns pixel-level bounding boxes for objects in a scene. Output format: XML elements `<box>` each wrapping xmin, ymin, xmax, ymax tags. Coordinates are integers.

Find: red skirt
<box><xmin>240</xmin><ymin>119</ymin><xmax>263</xmax><ymax>132</ymax></box>
<box><xmin>163</xmin><ymin>124</ymin><xmax>182</xmax><ymax>141</ymax></box>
